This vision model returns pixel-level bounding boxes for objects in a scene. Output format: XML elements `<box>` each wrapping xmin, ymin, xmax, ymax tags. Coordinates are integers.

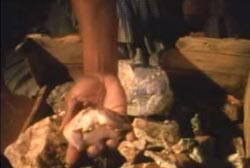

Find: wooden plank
<box><xmin>162</xmin><ymin>48</ymin><xmax>250</xmax><ymax>76</ymax></box>
<box><xmin>26</xmin><ymin>34</ymin><xmax>82</xmax><ymax>64</ymax></box>
<box><xmin>177</xmin><ymin>37</ymin><xmax>250</xmax><ymax>57</ymax></box>
<box><xmin>164</xmin><ymin>70</ymin><xmax>245</xmax><ymax>95</ymax></box>
<box><xmin>244</xmin><ymin>72</ymin><xmax>250</xmax><ymax>158</ymax></box>
<box><xmin>21</xmin><ymin>86</ymin><xmax>51</xmax><ymax>132</ymax></box>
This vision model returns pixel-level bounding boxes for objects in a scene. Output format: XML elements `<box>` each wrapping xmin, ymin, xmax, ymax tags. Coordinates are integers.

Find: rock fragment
<box><xmin>4</xmin><ymin>114</ymin><xmax>67</xmax><ymax>168</ymax></box>
<box><xmin>118</xmin><ymin>60</ymin><xmax>173</xmax><ymax>116</ymax></box>
<box><xmin>118</xmin><ymin>139</ymin><xmax>147</xmax><ymax>162</ymax></box>
<box><xmin>132</xmin><ymin>118</ymin><xmax>180</xmax><ymax>148</ymax></box>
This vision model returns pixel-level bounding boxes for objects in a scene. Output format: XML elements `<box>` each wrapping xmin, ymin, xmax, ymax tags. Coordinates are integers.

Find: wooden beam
<box><xmin>21</xmin><ymin>86</ymin><xmax>51</xmax><ymax>132</ymax></box>
<box><xmin>244</xmin><ymin>72</ymin><xmax>250</xmax><ymax>158</ymax></box>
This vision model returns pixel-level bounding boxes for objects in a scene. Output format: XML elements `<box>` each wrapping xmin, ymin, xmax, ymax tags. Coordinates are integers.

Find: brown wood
<box><xmin>177</xmin><ymin>37</ymin><xmax>250</xmax><ymax>57</ymax></box>
<box><xmin>161</xmin><ymin>37</ymin><xmax>250</xmax><ymax>95</ymax></box>
<box><xmin>26</xmin><ymin>34</ymin><xmax>82</xmax><ymax>64</ymax></box>
<box><xmin>162</xmin><ymin>49</ymin><xmax>250</xmax><ymax>76</ymax></box>
<box><xmin>244</xmin><ymin>72</ymin><xmax>250</xmax><ymax>158</ymax></box>
<box><xmin>21</xmin><ymin>86</ymin><xmax>51</xmax><ymax>132</ymax></box>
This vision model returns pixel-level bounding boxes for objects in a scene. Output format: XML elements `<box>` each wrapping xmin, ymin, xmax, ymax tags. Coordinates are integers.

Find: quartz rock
<box><xmin>118</xmin><ymin>60</ymin><xmax>174</xmax><ymax>116</ymax></box>
<box><xmin>118</xmin><ymin>139</ymin><xmax>147</xmax><ymax>162</ymax></box>
<box><xmin>132</xmin><ymin>118</ymin><xmax>180</xmax><ymax>148</ymax></box>
<box><xmin>4</xmin><ymin>113</ymin><xmax>67</xmax><ymax>168</ymax></box>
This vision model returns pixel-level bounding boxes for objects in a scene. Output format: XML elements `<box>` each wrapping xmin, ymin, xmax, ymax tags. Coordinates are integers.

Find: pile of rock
<box><xmin>118</xmin><ymin>118</ymin><xmax>247</xmax><ymax>168</ymax></box>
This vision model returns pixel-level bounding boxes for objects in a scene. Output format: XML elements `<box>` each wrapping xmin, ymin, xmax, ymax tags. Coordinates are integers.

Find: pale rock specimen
<box><xmin>118</xmin><ymin>60</ymin><xmax>173</xmax><ymax>116</ymax></box>
<box><xmin>4</xmin><ymin>113</ymin><xmax>67</xmax><ymax>168</ymax></box>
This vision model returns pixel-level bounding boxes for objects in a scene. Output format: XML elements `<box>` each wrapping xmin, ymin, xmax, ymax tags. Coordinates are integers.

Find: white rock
<box><xmin>118</xmin><ymin>60</ymin><xmax>174</xmax><ymax>116</ymax></box>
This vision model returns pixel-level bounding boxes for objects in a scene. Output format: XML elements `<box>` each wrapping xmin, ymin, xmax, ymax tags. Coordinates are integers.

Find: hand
<box><xmin>61</xmin><ymin>73</ymin><xmax>134</xmax><ymax>166</ymax></box>
<box><xmin>60</xmin><ymin>73</ymin><xmax>127</xmax><ymax>130</ymax></box>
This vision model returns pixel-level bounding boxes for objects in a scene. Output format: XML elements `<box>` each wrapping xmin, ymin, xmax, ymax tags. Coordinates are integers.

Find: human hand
<box><xmin>60</xmin><ymin>73</ymin><xmax>127</xmax><ymax>130</ymax></box>
<box><xmin>60</xmin><ymin>73</ymin><xmax>134</xmax><ymax>163</ymax></box>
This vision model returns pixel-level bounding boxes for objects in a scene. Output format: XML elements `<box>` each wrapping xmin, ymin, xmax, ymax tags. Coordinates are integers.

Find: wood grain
<box><xmin>244</xmin><ymin>72</ymin><xmax>250</xmax><ymax>158</ymax></box>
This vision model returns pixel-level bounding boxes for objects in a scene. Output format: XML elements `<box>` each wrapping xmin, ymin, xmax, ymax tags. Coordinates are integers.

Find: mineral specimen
<box><xmin>132</xmin><ymin>118</ymin><xmax>180</xmax><ymax>148</ymax></box>
<box><xmin>118</xmin><ymin>60</ymin><xmax>173</xmax><ymax>116</ymax></box>
<box><xmin>4</xmin><ymin>113</ymin><xmax>67</xmax><ymax>168</ymax></box>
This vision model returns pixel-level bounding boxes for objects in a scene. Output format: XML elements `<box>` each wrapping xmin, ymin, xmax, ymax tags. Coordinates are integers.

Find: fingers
<box><xmin>66</xmin><ymin>145</ymin><xmax>81</xmax><ymax>166</ymax></box>
<box><xmin>87</xmin><ymin>145</ymin><xmax>102</xmax><ymax>158</ymax></box>
<box><xmin>106</xmin><ymin>138</ymin><xmax>119</xmax><ymax>148</ymax></box>
<box><xmin>60</xmin><ymin>98</ymin><xmax>81</xmax><ymax>130</ymax></box>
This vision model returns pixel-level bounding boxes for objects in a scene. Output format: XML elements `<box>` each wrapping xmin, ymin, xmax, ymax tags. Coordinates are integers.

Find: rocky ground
<box><xmin>4</xmin><ymin>61</ymin><xmax>249</xmax><ymax>168</ymax></box>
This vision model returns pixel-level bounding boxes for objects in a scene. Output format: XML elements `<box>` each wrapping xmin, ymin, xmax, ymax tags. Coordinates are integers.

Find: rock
<box><xmin>4</xmin><ymin>113</ymin><xmax>67</xmax><ymax>168</ymax></box>
<box><xmin>63</xmin><ymin>107</ymin><xmax>131</xmax><ymax>151</ymax></box>
<box><xmin>172</xmin><ymin>138</ymin><xmax>197</xmax><ymax>154</ymax></box>
<box><xmin>144</xmin><ymin>150</ymin><xmax>177</xmax><ymax>168</ymax></box>
<box><xmin>223</xmin><ymin>95</ymin><xmax>243</xmax><ymax>122</ymax></box>
<box><xmin>118</xmin><ymin>60</ymin><xmax>174</xmax><ymax>116</ymax></box>
<box><xmin>46</xmin><ymin>82</ymin><xmax>73</xmax><ymax>113</ymax></box>
<box><xmin>189</xmin><ymin>136</ymin><xmax>215</xmax><ymax>164</ymax></box>
<box><xmin>121</xmin><ymin>162</ymin><xmax>159</xmax><ymax>168</ymax></box>
<box><xmin>132</xmin><ymin>118</ymin><xmax>180</xmax><ymax>148</ymax></box>
<box><xmin>232</xmin><ymin>137</ymin><xmax>245</xmax><ymax>157</ymax></box>
<box><xmin>227</xmin><ymin>153</ymin><xmax>247</xmax><ymax>168</ymax></box>
<box><xmin>190</xmin><ymin>113</ymin><xmax>203</xmax><ymax>135</ymax></box>
<box><xmin>226</xmin><ymin>137</ymin><xmax>247</xmax><ymax>168</ymax></box>
<box><xmin>118</xmin><ymin>139</ymin><xmax>147</xmax><ymax>162</ymax></box>
<box><xmin>144</xmin><ymin>150</ymin><xmax>197</xmax><ymax>168</ymax></box>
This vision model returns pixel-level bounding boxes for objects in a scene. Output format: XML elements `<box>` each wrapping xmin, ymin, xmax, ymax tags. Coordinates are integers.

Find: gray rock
<box><xmin>4</xmin><ymin>113</ymin><xmax>67</xmax><ymax>168</ymax></box>
<box><xmin>132</xmin><ymin>118</ymin><xmax>180</xmax><ymax>148</ymax></box>
<box><xmin>118</xmin><ymin>60</ymin><xmax>174</xmax><ymax>116</ymax></box>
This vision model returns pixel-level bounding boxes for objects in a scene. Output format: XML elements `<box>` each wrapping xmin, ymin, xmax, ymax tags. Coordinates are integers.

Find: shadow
<box><xmin>160</xmin><ymin>49</ymin><xmax>244</xmax><ymax>163</ymax></box>
<box><xmin>0</xmin><ymin>153</ymin><xmax>13</xmax><ymax>168</ymax></box>
<box><xmin>18</xmin><ymin>38</ymin><xmax>73</xmax><ymax>87</ymax></box>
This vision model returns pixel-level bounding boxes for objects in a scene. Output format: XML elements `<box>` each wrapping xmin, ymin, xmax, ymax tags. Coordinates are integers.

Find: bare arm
<box><xmin>70</xmin><ymin>0</ymin><xmax>118</xmax><ymax>75</ymax></box>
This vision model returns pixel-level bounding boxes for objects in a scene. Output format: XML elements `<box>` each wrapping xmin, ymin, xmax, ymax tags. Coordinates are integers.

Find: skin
<box><xmin>61</xmin><ymin>0</ymin><xmax>134</xmax><ymax>166</ymax></box>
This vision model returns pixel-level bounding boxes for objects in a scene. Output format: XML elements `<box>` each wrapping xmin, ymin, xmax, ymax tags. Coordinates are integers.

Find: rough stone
<box><xmin>47</xmin><ymin>82</ymin><xmax>73</xmax><ymax>113</ymax></box>
<box><xmin>132</xmin><ymin>118</ymin><xmax>180</xmax><ymax>148</ymax></box>
<box><xmin>4</xmin><ymin>113</ymin><xmax>67</xmax><ymax>168</ymax></box>
<box><xmin>189</xmin><ymin>136</ymin><xmax>215</xmax><ymax>164</ymax></box>
<box><xmin>118</xmin><ymin>60</ymin><xmax>174</xmax><ymax>116</ymax></box>
<box><xmin>227</xmin><ymin>153</ymin><xmax>247</xmax><ymax>168</ymax></box>
<box><xmin>144</xmin><ymin>150</ymin><xmax>196</xmax><ymax>168</ymax></box>
<box><xmin>223</xmin><ymin>95</ymin><xmax>243</xmax><ymax>122</ymax></box>
<box><xmin>121</xmin><ymin>162</ymin><xmax>159</xmax><ymax>168</ymax></box>
<box><xmin>118</xmin><ymin>139</ymin><xmax>147</xmax><ymax>162</ymax></box>
<box><xmin>171</xmin><ymin>138</ymin><xmax>197</xmax><ymax>154</ymax></box>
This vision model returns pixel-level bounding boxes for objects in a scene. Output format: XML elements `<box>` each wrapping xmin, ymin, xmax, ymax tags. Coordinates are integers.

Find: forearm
<box><xmin>70</xmin><ymin>0</ymin><xmax>118</xmax><ymax>75</ymax></box>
